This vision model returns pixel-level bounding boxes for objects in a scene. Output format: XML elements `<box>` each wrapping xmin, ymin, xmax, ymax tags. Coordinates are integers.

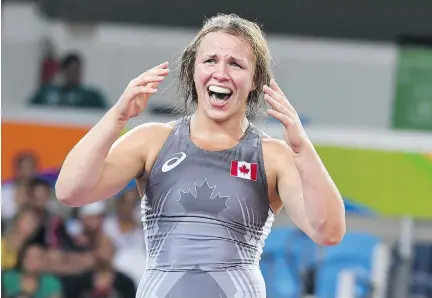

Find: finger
<box><xmin>263</xmin><ymin>85</ymin><xmax>284</xmax><ymax>104</ymax></box>
<box><xmin>264</xmin><ymin>94</ymin><xmax>291</xmax><ymax>115</ymax></box>
<box><xmin>136</xmin><ymin>68</ymin><xmax>170</xmax><ymax>82</ymax></box>
<box><xmin>148</xmin><ymin>67</ymin><xmax>171</xmax><ymax>75</ymax></box>
<box><xmin>270</xmin><ymin>79</ymin><xmax>284</xmax><ymax>97</ymax></box>
<box><xmin>149</xmin><ymin>61</ymin><xmax>169</xmax><ymax>71</ymax></box>
<box><xmin>267</xmin><ymin>109</ymin><xmax>292</xmax><ymax>127</ymax></box>
<box><xmin>129</xmin><ymin>85</ymin><xmax>158</xmax><ymax>98</ymax></box>
<box><xmin>134</xmin><ymin>76</ymin><xmax>165</xmax><ymax>87</ymax></box>
<box><xmin>148</xmin><ymin>82</ymin><xmax>160</xmax><ymax>89</ymax></box>
<box><xmin>129</xmin><ymin>75</ymin><xmax>166</xmax><ymax>88</ymax></box>
<box><xmin>263</xmin><ymin>85</ymin><xmax>295</xmax><ymax>112</ymax></box>
<box><xmin>140</xmin><ymin>68</ymin><xmax>170</xmax><ymax>79</ymax></box>
<box><xmin>130</xmin><ymin>68</ymin><xmax>170</xmax><ymax>87</ymax></box>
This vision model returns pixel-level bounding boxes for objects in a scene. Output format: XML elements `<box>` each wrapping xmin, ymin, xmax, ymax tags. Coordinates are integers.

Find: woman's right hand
<box><xmin>112</xmin><ymin>61</ymin><xmax>170</xmax><ymax>123</ymax></box>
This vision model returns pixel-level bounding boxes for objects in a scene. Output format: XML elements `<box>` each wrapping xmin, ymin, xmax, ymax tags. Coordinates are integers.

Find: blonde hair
<box><xmin>177</xmin><ymin>13</ymin><xmax>273</xmax><ymax>117</ymax></box>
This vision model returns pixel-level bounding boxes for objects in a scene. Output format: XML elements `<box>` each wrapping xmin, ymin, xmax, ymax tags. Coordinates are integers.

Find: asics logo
<box><xmin>161</xmin><ymin>152</ymin><xmax>187</xmax><ymax>173</ymax></box>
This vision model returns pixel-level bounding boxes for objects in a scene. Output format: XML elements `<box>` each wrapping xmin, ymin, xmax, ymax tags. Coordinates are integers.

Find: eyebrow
<box><xmin>204</xmin><ymin>53</ymin><xmax>247</xmax><ymax>64</ymax></box>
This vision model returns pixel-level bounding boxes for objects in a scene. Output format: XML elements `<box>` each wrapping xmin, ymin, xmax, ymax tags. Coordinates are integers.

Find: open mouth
<box><xmin>207</xmin><ymin>85</ymin><xmax>233</xmax><ymax>108</ymax></box>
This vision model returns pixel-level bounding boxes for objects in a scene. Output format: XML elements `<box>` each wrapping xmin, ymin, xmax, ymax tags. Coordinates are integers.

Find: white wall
<box><xmin>2</xmin><ymin>2</ymin><xmax>398</xmax><ymax>129</ymax></box>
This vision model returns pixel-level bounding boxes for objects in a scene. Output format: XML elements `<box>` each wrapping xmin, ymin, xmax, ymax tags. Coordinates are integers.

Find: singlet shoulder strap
<box><xmin>246</xmin><ymin>121</ymin><xmax>268</xmax><ymax>140</ymax></box>
<box><xmin>136</xmin><ymin>117</ymin><xmax>186</xmax><ymax>180</ymax></box>
<box><xmin>172</xmin><ymin>116</ymin><xmax>191</xmax><ymax>138</ymax></box>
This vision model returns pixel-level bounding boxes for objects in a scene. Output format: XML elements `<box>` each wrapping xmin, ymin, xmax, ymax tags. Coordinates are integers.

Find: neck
<box><xmin>191</xmin><ymin>109</ymin><xmax>249</xmax><ymax>141</ymax></box>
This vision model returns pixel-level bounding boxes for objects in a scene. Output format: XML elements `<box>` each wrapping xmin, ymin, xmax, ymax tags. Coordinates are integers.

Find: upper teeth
<box><xmin>209</xmin><ymin>85</ymin><xmax>232</xmax><ymax>94</ymax></box>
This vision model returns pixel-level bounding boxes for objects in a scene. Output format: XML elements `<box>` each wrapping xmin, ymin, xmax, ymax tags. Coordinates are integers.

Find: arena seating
<box><xmin>262</xmin><ymin>229</ymin><xmax>382</xmax><ymax>298</ymax></box>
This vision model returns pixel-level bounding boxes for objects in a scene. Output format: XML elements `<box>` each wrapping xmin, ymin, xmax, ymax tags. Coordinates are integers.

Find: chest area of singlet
<box><xmin>144</xmin><ymin>135</ymin><xmax>270</xmax><ymax>227</ymax></box>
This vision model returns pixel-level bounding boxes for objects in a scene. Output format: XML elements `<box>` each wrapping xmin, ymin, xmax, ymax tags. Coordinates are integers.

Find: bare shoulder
<box><xmin>130</xmin><ymin>120</ymin><xmax>178</xmax><ymax>192</ymax></box>
<box><xmin>111</xmin><ymin>121</ymin><xmax>175</xmax><ymax>164</ymax></box>
<box><xmin>260</xmin><ymin>136</ymin><xmax>296</xmax><ymax>213</ymax></box>
<box><xmin>261</xmin><ymin>136</ymin><xmax>295</xmax><ymax>167</ymax></box>
<box><xmin>127</xmin><ymin>121</ymin><xmax>175</xmax><ymax>141</ymax></box>
<box><xmin>166</xmin><ymin>120</ymin><xmax>177</xmax><ymax>128</ymax></box>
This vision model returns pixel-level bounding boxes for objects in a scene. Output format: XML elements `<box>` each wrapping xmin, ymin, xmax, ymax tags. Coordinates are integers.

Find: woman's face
<box><xmin>193</xmin><ymin>31</ymin><xmax>256</xmax><ymax>122</ymax></box>
<box><xmin>23</xmin><ymin>245</ymin><xmax>46</xmax><ymax>273</ymax></box>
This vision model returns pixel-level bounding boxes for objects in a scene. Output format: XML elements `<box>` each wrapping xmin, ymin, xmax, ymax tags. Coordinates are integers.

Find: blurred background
<box><xmin>1</xmin><ymin>0</ymin><xmax>432</xmax><ymax>297</ymax></box>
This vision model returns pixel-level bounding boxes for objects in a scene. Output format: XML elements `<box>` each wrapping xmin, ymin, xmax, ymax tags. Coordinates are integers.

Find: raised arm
<box><xmin>263</xmin><ymin>79</ymin><xmax>345</xmax><ymax>246</ymax></box>
<box><xmin>55</xmin><ymin>62</ymin><xmax>170</xmax><ymax>206</ymax></box>
<box><xmin>268</xmin><ymin>139</ymin><xmax>345</xmax><ymax>246</ymax></box>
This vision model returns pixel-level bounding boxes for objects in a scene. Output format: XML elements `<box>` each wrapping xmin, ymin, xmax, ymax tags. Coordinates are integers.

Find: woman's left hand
<box><xmin>263</xmin><ymin>79</ymin><xmax>310</xmax><ymax>153</ymax></box>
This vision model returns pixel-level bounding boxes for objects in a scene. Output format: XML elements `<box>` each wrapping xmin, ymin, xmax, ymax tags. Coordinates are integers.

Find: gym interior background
<box><xmin>2</xmin><ymin>0</ymin><xmax>432</xmax><ymax>297</ymax></box>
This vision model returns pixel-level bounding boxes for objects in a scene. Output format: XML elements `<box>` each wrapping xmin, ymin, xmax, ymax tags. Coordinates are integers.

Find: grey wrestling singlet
<box><xmin>137</xmin><ymin>117</ymin><xmax>275</xmax><ymax>298</ymax></box>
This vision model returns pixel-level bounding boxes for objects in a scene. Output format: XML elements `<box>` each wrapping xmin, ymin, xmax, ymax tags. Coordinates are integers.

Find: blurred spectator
<box><xmin>103</xmin><ymin>189</ymin><xmax>144</xmax><ymax>251</ymax></box>
<box><xmin>112</xmin><ymin>247</ymin><xmax>147</xmax><ymax>286</ymax></box>
<box><xmin>39</xmin><ymin>38</ymin><xmax>59</xmax><ymax>85</ymax></box>
<box><xmin>46</xmin><ymin>202</ymin><xmax>113</xmax><ymax>276</ymax></box>
<box><xmin>26</xmin><ymin>177</ymin><xmax>61</xmax><ymax>248</ymax></box>
<box><xmin>2</xmin><ymin>244</ymin><xmax>63</xmax><ymax>298</ymax></box>
<box><xmin>29</xmin><ymin>52</ymin><xmax>107</xmax><ymax>109</ymax></box>
<box><xmin>102</xmin><ymin>189</ymin><xmax>147</xmax><ymax>285</ymax></box>
<box><xmin>2</xmin><ymin>176</ymin><xmax>68</xmax><ymax>271</ymax></box>
<box><xmin>62</xmin><ymin>232</ymin><xmax>136</xmax><ymax>298</ymax></box>
<box><xmin>2</xmin><ymin>208</ymin><xmax>41</xmax><ymax>270</ymax></box>
<box><xmin>63</xmin><ymin>202</ymin><xmax>110</xmax><ymax>252</ymax></box>
<box><xmin>1</xmin><ymin>152</ymin><xmax>39</xmax><ymax>222</ymax></box>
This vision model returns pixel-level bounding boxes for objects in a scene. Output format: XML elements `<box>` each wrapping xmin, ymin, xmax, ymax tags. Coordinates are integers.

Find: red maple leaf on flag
<box><xmin>239</xmin><ymin>165</ymin><xmax>249</xmax><ymax>174</ymax></box>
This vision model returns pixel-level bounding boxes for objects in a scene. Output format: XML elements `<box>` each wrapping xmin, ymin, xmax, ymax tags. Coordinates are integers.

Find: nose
<box><xmin>213</xmin><ymin>62</ymin><xmax>229</xmax><ymax>82</ymax></box>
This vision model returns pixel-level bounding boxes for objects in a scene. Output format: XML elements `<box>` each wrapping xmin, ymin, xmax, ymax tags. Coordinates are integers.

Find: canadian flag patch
<box><xmin>230</xmin><ymin>160</ymin><xmax>258</xmax><ymax>181</ymax></box>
